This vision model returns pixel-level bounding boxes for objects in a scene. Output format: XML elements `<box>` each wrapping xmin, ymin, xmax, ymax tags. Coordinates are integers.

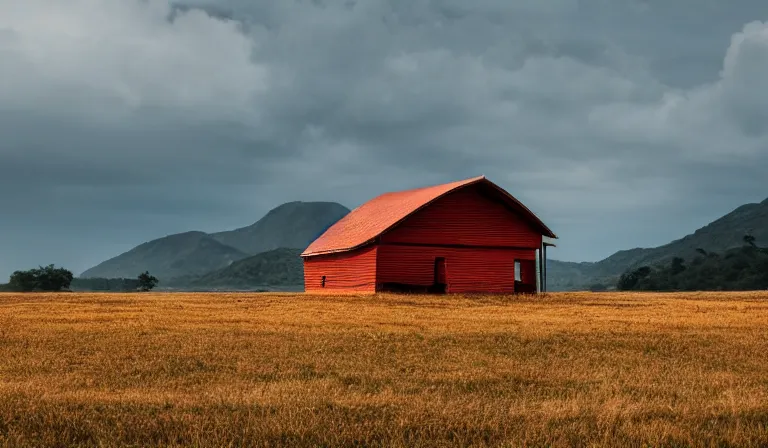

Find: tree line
<box><xmin>1</xmin><ymin>265</ymin><xmax>159</xmax><ymax>292</ymax></box>
<box><xmin>617</xmin><ymin>234</ymin><xmax>768</xmax><ymax>291</ymax></box>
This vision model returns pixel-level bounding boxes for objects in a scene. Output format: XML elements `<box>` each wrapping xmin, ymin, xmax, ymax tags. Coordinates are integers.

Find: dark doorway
<box><xmin>378</xmin><ymin>258</ymin><xmax>448</xmax><ymax>294</ymax></box>
<box><xmin>514</xmin><ymin>259</ymin><xmax>537</xmax><ymax>293</ymax></box>
<box><xmin>430</xmin><ymin>257</ymin><xmax>447</xmax><ymax>294</ymax></box>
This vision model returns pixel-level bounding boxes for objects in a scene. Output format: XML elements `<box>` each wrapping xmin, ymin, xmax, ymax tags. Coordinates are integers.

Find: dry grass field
<box><xmin>1</xmin><ymin>291</ymin><xmax>767</xmax><ymax>447</ymax></box>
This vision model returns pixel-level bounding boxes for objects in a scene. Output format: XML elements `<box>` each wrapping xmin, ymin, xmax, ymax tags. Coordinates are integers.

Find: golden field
<box><xmin>1</xmin><ymin>291</ymin><xmax>768</xmax><ymax>447</ymax></box>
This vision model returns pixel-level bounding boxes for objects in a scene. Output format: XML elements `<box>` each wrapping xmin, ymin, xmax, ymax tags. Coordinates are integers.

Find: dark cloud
<box><xmin>1</xmin><ymin>0</ymin><xmax>768</xmax><ymax>278</ymax></box>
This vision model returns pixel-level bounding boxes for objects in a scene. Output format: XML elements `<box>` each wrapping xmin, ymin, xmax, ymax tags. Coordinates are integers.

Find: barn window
<box><xmin>321</xmin><ymin>276</ymin><xmax>326</xmax><ymax>288</ymax></box>
<box><xmin>514</xmin><ymin>260</ymin><xmax>521</xmax><ymax>282</ymax></box>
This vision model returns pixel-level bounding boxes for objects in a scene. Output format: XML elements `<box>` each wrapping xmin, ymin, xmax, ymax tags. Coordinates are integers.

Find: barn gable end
<box><xmin>379</xmin><ymin>184</ymin><xmax>542</xmax><ymax>249</ymax></box>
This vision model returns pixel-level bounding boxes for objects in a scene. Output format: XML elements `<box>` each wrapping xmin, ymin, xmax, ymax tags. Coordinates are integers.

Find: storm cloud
<box><xmin>1</xmin><ymin>0</ymin><xmax>768</xmax><ymax>278</ymax></box>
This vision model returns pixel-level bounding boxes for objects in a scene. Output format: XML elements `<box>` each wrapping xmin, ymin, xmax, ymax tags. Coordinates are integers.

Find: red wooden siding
<box><xmin>377</xmin><ymin>245</ymin><xmax>536</xmax><ymax>293</ymax></box>
<box><xmin>304</xmin><ymin>245</ymin><xmax>377</xmax><ymax>293</ymax></box>
<box><xmin>380</xmin><ymin>185</ymin><xmax>542</xmax><ymax>248</ymax></box>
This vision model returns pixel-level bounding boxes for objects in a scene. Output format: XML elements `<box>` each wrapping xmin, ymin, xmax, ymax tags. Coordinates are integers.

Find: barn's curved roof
<box><xmin>301</xmin><ymin>175</ymin><xmax>557</xmax><ymax>257</ymax></box>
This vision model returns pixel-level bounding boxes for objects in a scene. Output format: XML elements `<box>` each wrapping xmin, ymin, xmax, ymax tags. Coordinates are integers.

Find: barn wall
<box><xmin>377</xmin><ymin>245</ymin><xmax>536</xmax><ymax>293</ymax></box>
<box><xmin>380</xmin><ymin>185</ymin><xmax>542</xmax><ymax>248</ymax></box>
<box><xmin>303</xmin><ymin>245</ymin><xmax>377</xmax><ymax>293</ymax></box>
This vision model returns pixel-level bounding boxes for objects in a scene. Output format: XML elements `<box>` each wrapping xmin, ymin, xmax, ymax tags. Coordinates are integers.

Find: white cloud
<box><xmin>0</xmin><ymin>0</ymin><xmax>268</xmax><ymax>123</ymax></box>
<box><xmin>589</xmin><ymin>20</ymin><xmax>768</xmax><ymax>161</ymax></box>
<box><xmin>720</xmin><ymin>21</ymin><xmax>768</xmax><ymax>132</ymax></box>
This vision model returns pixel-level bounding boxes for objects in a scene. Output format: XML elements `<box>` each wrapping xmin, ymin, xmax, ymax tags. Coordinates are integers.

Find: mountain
<box><xmin>81</xmin><ymin>201</ymin><xmax>349</xmax><ymax>281</ymax></box>
<box><xmin>190</xmin><ymin>248</ymin><xmax>303</xmax><ymax>288</ymax></box>
<box><xmin>548</xmin><ymin>197</ymin><xmax>768</xmax><ymax>291</ymax></box>
<box><xmin>210</xmin><ymin>201</ymin><xmax>350</xmax><ymax>255</ymax></box>
<box><xmin>80</xmin><ymin>232</ymin><xmax>249</xmax><ymax>280</ymax></box>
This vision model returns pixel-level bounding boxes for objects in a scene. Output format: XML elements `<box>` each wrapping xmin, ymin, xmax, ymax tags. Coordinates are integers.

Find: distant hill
<box><xmin>81</xmin><ymin>194</ymin><xmax>768</xmax><ymax>291</ymax></box>
<box><xmin>80</xmin><ymin>232</ymin><xmax>249</xmax><ymax>280</ymax></box>
<box><xmin>190</xmin><ymin>248</ymin><xmax>303</xmax><ymax>289</ymax></box>
<box><xmin>617</xmin><ymin>245</ymin><xmax>768</xmax><ymax>292</ymax></box>
<box><xmin>81</xmin><ymin>202</ymin><xmax>348</xmax><ymax>281</ymax></box>
<box><xmin>548</xmin><ymin>197</ymin><xmax>768</xmax><ymax>291</ymax></box>
<box><xmin>210</xmin><ymin>201</ymin><xmax>350</xmax><ymax>255</ymax></box>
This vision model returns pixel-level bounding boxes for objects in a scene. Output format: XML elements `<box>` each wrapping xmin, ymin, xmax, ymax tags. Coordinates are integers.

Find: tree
<box><xmin>35</xmin><ymin>265</ymin><xmax>74</xmax><ymax>291</ymax></box>
<box><xmin>743</xmin><ymin>234</ymin><xmax>757</xmax><ymax>248</ymax></box>
<box><xmin>670</xmin><ymin>257</ymin><xmax>686</xmax><ymax>275</ymax></box>
<box><xmin>137</xmin><ymin>271</ymin><xmax>159</xmax><ymax>292</ymax></box>
<box><xmin>8</xmin><ymin>265</ymin><xmax>73</xmax><ymax>292</ymax></box>
<box><xmin>617</xmin><ymin>266</ymin><xmax>652</xmax><ymax>291</ymax></box>
<box><xmin>9</xmin><ymin>270</ymin><xmax>38</xmax><ymax>292</ymax></box>
<box><xmin>616</xmin><ymin>243</ymin><xmax>768</xmax><ymax>292</ymax></box>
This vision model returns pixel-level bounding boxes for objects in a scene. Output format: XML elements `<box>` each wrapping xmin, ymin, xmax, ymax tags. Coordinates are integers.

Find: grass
<box><xmin>1</xmin><ymin>291</ymin><xmax>767</xmax><ymax>447</ymax></box>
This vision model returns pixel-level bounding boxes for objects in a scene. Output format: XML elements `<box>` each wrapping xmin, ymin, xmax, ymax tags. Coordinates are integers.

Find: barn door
<box><xmin>433</xmin><ymin>257</ymin><xmax>447</xmax><ymax>293</ymax></box>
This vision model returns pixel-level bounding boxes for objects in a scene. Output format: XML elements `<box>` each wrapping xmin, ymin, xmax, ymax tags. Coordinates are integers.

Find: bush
<box><xmin>137</xmin><ymin>271</ymin><xmax>159</xmax><ymax>292</ymax></box>
<box><xmin>8</xmin><ymin>265</ymin><xmax>74</xmax><ymax>292</ymax></box>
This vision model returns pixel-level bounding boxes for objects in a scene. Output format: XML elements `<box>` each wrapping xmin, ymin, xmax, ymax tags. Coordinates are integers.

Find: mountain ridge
<box><xmin>211</xmin><ymin>201</ymin><xmax>349</xmax><ymax>254</ymax></box>
<box><xmin>80</xmin><ymin>231</ymin><xmax>248</xmax><ymax>280</ymax></box>
<box><xmin>81</xmin><ymin>202</ymin><xmax>349</xmax><ymax>280</ymax></box>
<box><xmin>189</xmin><ymin>248</ymin><xmax>304</xmax><ymax>288</ymax></box>
<box><xmin>548</xmin><ymin>197</ymin><xmax>768</xmax><ymax>290</ymax></box>
<box><xmin>82</xmin><ymin>194</ymin><xmax>768</xmax><ymax>291</ymax></box>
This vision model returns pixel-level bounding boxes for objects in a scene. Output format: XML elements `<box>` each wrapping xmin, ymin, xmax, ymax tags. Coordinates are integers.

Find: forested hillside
<box><xmin>548</xmin><ymin>197</ymin><xmax>768</xmax><ymax>291</ymax></box>
<box><xmin>617</xmin><ymin>239</ymin><xmax>768</xmax><ymax>292</ymax></box>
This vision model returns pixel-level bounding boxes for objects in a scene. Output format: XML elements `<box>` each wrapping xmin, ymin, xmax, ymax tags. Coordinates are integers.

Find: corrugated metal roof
<box><xmin>301</xmin><ymin>175</ymin><xmax>556</xmax><ymax>257</ymax></box>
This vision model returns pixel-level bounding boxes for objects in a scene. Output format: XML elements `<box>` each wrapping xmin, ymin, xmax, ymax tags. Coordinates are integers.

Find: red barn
<box><xmin>301</xmin><ymin>176</ymin><xmax>557</xmax><ymax>294</ymax></box>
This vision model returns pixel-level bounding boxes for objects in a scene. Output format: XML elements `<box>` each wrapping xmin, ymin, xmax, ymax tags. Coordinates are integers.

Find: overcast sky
<box><xmin>2</xmin><ymin>0</ymin><xmax>768</xmax><ymax>278</ymax></box>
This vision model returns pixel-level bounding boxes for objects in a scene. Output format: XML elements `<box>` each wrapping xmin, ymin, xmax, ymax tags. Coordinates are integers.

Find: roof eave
<box><xmin>302</xmin><ymin>175</ymin><xmax>558</xmax><ymax>255</ymax></box>
<box><xmin>301</xmin><ymin>239</ymin><xmax>376</xmax><ymax>258</ymax></box>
